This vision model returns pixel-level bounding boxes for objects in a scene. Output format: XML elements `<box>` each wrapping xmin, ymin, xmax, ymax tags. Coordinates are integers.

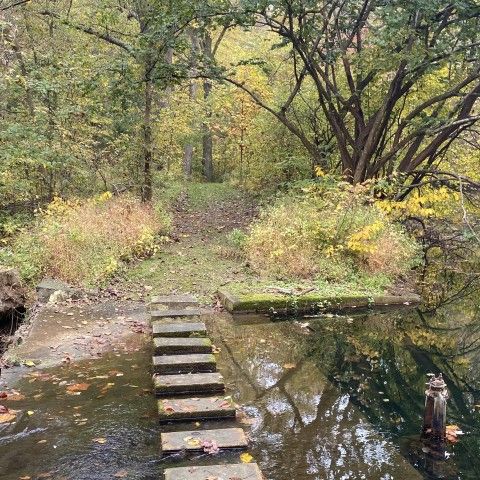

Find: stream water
<box><xmin>0</xmin><ymin>290</ymin><xmax>479</xmax><ymax>480</ymax></box>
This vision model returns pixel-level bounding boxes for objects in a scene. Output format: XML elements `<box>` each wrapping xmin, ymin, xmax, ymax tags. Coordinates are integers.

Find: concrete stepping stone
<box><xmin>151</xmin><ymin>308</ymin><xmax>202</xmax><ymax>319</ymax></box>
<box><xmin>150</xmin><ymin>294</ymin><xmax>198</xmax><ymax>309</ymax></box>
<box><xmin>152</xmin><ymin>322</ymin><xmax>206</xmax><ymax>338</ymax></box>
<box><xmin>154</xmin><ymin>337</ymin><xmax>212</xmax><ymax>355</ymax></box>
<box><xmin>153</xmin><ymin>354</ymin><xmax>216</xmax><ymax>374</ymax></box>
<box><xmin>164</xmin><ymin>463</ymin><xmax>263</xmax><ymax>480</ymax></box>
<box><xmin>153</xmin><ymin>372</ymin><xmax>224</xmax><ymax>396</ymax></box>
<box><xmin>158</xmin><ymin>396</ymin><xmax>236</xmax><ymax>422</ymax></box>
<box><xmin>161</xmin><ymin>427</ymin><xmax>248</xmax><ymax>453</ymax></box>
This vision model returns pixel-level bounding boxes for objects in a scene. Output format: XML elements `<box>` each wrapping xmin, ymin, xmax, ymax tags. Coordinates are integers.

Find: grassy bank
<box><xmin>0</xmin><ymin>193</ymin><xmax>170</xmax><ymax>288</ymax></box>
<box><xmin>116</xmin><ymin>181</ymin><xmax>421</xmax><ymax>305</ymax></box>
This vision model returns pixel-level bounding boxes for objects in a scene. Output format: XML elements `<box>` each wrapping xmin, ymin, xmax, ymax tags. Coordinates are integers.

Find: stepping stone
<box><xmin>150</xmin><ymin>294</ymin><xmax>198</xmax><ymax>309</ymax></box>
<box><xmin>161</xmin><ymin>427</ymin><xmax>248</xmax><ymax>453</ymax></box>
<box><xmin>153</xmin><ymin>354</ymin><xmax>216</xmax><ymax>374</ymax></box>
<box><xmin>164</xmin><ymin>463</ymin><xmax>263</xmax><ymax>480</ymax></box>
<box><xmin>158</xmin><ymin>396</ymin><xmax>236</xmax><ymax>422</ymax></box>
<box><xmin>151</xmin><ymin>308</ymin><xmax>202</xmax><ymax>319</ymax></box>
<box><xmin>153</xmin><ymin>372</ymin><xmax>224</xmax><ymax>396</ymax></box>
<box><xmin>154</xmin><ymin>337</ymin><xmax>212</xmax><ymax>355</ymax></box>
<box><xmin>152</xmin><ymin>322</ymin><xmax>206</xmax><ymax>338</ymax></box>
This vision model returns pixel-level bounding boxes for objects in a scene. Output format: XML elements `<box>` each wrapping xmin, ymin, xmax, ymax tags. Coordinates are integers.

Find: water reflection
<box><xmin>1</xmin><ymin>293</ymin><xmax>479</xmax><ymax>480</ymax></box>
<box><xmin>212</xmin><ymin>290</ymin><xmax>480</xmax><ymax>480</ymax></box>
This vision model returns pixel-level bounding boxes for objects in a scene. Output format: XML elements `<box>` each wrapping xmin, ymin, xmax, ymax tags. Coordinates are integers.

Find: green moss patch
<box><xmin>218</xmin><ymin>287</ymin><xmax>421</xmax><ymax>314</ymax></box>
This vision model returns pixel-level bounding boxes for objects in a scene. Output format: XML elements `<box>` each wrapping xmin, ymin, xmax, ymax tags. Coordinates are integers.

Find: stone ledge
<box><xmin>217</xmin><ymin>288</ymin><xmax>421</xmax><ymax>314</ymax></box>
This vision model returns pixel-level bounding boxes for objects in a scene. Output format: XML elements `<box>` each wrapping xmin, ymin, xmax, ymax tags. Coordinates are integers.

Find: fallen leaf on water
<box><xmin>283</xmin><ymin>363</ymin><xmax>296</xmax><ymax>369</ymax></box>
<box><xmin>0</xmin><ymin>407</ymin><xmax>17</xmax><ymax>423</ymax></box>
<box><xmin>240</xmin><ymin>452</ymin><xmax>254</xmax><ymax>463</ymax></box>
<box><xmin>66</xmin><ymin>383</ymin><xmax>90</xmax><ymax>392</ymax></box>
<box><xmin>38</xmin><ymin>473</ymin><xmax>53</xmax><ymax>479</ymax></box>
<box><xmin>19</xmin><ymin>476</ymin><xmax>31</xmax><ymax>480</ymax></box>
<box><xmin>6</xmin><ymin>392</ymin><xmax>26</xmax><ymax>401</ymax></box>
<box><xmin>114</xmin><ymin>470</ymin><xmax>128</xmax><ymax>478</ymax></box>
<box><xmin>24</xmin><ymin>360</ymin><xmax>36</xmax><ymax>367</ymax></box>
<box><xmin>446</xmin><ymin>424</ymin><xmax>464</xmax><ymax>443</ymax></box>
<box><xmin>92</xmin><ymin>437</ymin><xmax>107</xmax><ymax>444</ymax></box>
<box><xmin>27</xmin><ymin>410</ymin><xmax>34</xmax><ymax>416</ymax></box>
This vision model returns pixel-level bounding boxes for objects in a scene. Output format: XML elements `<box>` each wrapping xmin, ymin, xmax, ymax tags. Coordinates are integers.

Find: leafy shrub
<box><xmin>227</xmin><ymin>228</ymin><xmax>248</xmax><ymax>250</ymax></box>
<box><xmin>245</xmin><ymin>181</ymin><xmax>421</xmax><ymax>285</ymax></box>
<box><xmin>0</xmin><ymin>193</ymin><xmax>170</xmax><ymax>287</ymax></box>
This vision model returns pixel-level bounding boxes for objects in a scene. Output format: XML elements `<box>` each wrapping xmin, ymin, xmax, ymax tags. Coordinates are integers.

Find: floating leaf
<box><xmin>113</xmin><ymin>470</ymin><xmax>128</xmax><ymax>478</ymax></box>
<box><xmin>92</xmin><ymin>437</ymin><xmax>107</xmax><ymax>444</ymax></box>
<box><xmin>240</xmin><ymin>452</ymin><xmax>254</xmax><ymax>463</ymax></box>
<box><xmin>0</xmin><ymin>407</ymin><xmax>17</xmax><ymax>423</ymax></box>
<box><xmin>446</xmin><ymin>424</ymin><xmax>464</xmax><ymax>443</ymax></box>
<box><xmin>66</xmin><ymin>383</ymin><xmax>90</xmax><ymax>392</ymax></box>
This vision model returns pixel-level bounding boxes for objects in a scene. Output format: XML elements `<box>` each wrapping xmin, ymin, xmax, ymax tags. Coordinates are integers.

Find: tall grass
<box><xmin>0</xmin><ymin>193</ymin><xmax>170</xmax><ymax>287</ymax></box>
<box><xmin>245</xmin><ymin>183</ymin><xmax>421</xmax><ymax>286</ymax></box>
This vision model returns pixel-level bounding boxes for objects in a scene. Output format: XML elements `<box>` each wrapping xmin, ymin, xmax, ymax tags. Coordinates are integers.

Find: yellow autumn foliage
<box><xmin>2</xmin><ymin>194</ymin><xmax>170</xmax><ymax>286</ymax></box>
<box><xmin>377</xmin><ymin>186</ymin><xmax>460</xmax><ymax>219</ymax></box>
<box><xmin>245</xmin><ymin>183</ymin><xmax>421</xmax><ymax>283</ymax></box>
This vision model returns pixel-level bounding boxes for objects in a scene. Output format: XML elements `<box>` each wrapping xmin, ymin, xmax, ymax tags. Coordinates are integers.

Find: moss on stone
<box><xmin>218</xmin><ymin>288</ymin><xmax>420</xmax><ymax>314</ymax></box>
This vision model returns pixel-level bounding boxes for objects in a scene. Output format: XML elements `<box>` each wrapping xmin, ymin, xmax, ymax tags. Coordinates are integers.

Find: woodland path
<box><xmin>117</xmin><ymin>186</ymin><xmax>258</xmax><ymax>303</ymax></box>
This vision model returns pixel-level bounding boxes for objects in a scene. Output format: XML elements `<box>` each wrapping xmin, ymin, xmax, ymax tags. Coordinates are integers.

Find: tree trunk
<box><xmin>202</xmin><ymin>32</ymin><xmax>214</xmax><ymax>181</ymax></box>
<box><xmin>142</xmin><ymin>75</ymin><xmax>153</xmax><ymax>202</ymax></box>
<box><xmin>183</xmin><ymin>144</ymin><xmax>194</xmax><ymax>177</ymax></box>
<box><xmin>183</xmin><ymin>29</ymin><xmax>200</xmax><ymax>178</ymax></box>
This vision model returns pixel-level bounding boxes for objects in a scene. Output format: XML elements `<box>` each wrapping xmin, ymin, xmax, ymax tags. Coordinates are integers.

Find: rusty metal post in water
<box><xmin>421</xmin><ymin>373</ymin><xmax>448</xmax><ymax>455</ymax></box>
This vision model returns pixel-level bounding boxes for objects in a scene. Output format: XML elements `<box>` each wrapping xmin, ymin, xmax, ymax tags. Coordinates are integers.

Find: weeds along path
<box><xmin>118</xmin><ymin>185</ymin><xmax>258</xmax><ymax>304</ymax></box>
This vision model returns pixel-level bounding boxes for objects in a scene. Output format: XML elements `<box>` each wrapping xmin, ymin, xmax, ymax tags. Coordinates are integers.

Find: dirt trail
<box><xmin>117</xmin><ymin>187</ymin><xmax>258</xmax><ymax>303</ymax></box>
<box><xmin>170</xmin><ymin>189</ymin><xmax>257</xmax><ymax>238</ymax></box>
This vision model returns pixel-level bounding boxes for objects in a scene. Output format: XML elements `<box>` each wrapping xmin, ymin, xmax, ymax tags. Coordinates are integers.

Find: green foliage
<box><xmin>245</xmin><ymin>181</ymin><xmax>421</xmax><ymax>287</ymax></box>
<box><xmin>227</xmin><ymin>228</ymin><xmax>248</xmax><ymax>250</ymax></box>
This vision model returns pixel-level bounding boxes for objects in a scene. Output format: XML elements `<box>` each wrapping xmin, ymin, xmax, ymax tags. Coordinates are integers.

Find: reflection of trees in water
<box><xmin>305</xmin><ymin>299</ymin><xmax>480</xmax><ymax>477</ymax></box>
<box><xmin>216</xmin><ymin>321</ymin><xmax>419</xmax><ymax>478</ymax></box>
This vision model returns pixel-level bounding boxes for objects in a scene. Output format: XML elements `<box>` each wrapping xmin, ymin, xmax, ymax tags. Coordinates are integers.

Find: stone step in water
<box><xmin>153</xmin><ymin>372</ymin><xmax>224</xmax><ymax>396</ymax></box>
<box><xmin>161</xmin><ymin>427</ymin><xmax>248</xmax><ymax>453</ymax></box>
<box><xmin>150</xmin><ymin>294</ymin><xmax>198</xmax><ymax>309</ymax></box>
<box><xmin>158</xmin><ymin>396</ymin><xmax>236</xmax><ymax>422</ymax></box>
<box><xmin>151</xmin><ymin>308</ymin><xmax>202</xmax><ymax>319</ymax></box>
<box><xmin>164</xmin><ymin>463</ymin><xmax>263</xmax><ymax>480</ymax></box>
<box><xmin>153</xmin><ymin>354</ymin><xmax>216</xmax><ymax>374</ymax></box>
<box><xmin>152</xmin><ymin>322</ymin><xmax>206</xmax><ymax>338</ymax></box>
<box><xmin>154</xmin><ymin>337</ymin><xmax>212</xmax><ymax>355</ymax></box>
